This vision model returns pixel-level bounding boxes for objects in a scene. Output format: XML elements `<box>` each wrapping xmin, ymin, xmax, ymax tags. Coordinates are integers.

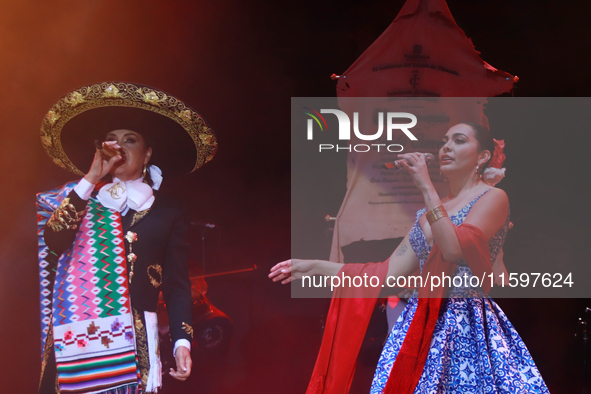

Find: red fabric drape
<box><xmin>308</xmin><ymin>223</ymin><xmax>492</xmax><ymax>394</ymax></box>
<box><xmin>307</xmin><ymin>261</ymin><xmax>389</xmax><ymax>394</ymax></box>
<box><xmin>383</xmin><ymin>223</ymin><xmax>491</xmax><ymax>393</ymax></box>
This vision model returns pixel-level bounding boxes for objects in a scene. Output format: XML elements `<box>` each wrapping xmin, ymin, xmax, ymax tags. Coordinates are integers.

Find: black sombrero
<box><xmin>40</xmin><ymin>82</ymin><xmax>217</xmax><ymax>177</ymax></box>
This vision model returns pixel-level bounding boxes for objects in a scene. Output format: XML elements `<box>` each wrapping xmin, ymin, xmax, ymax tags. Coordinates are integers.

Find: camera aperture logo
<box><xmin>303</xmin><ymin>108</ymin><xmax>418</xmax><ymax>153</ymax></box>
<box><xmin>303</xmin><ymin>107</ymin><xmax>329</xmax><ymax>133</ymax></box>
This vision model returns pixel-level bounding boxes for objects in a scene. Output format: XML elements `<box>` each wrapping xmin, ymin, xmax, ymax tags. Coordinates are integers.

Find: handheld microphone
<box><xmin>383</xmin><ymin>153</ymin><xmax>436</xmax><ymax>170</ymax></box>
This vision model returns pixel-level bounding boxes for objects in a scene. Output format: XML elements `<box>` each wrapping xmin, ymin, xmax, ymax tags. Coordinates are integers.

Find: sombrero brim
<box><xmin>41</xmin><ymin>82</ymin><xmax>217</xmax><ymax>177</ymax></box>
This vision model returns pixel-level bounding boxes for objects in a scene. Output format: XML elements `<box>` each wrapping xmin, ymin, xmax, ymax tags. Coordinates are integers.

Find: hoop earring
<box><xmin>475</xmin><ymin>164</ymin><xmax>485</xmax><ymax>180</ymax></box>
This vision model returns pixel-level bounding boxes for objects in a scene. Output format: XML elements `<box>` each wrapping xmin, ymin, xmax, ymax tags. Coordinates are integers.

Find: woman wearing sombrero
<box><xmin>36</xmin><ymin>82</ymin><xmax>217</xmax><ymax>394</ymax></box>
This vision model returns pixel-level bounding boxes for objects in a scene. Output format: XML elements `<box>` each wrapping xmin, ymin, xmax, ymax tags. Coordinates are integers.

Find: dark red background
<box><xmin>0</xmin><ymin>1</ymin><xmax>589</xmax><ymax>393</ymax></box>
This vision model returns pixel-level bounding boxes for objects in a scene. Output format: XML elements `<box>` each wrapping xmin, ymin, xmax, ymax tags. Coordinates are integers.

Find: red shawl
<box><xmin>307</xmin><ymin>223</ymin><xmax>491</xmax><ymax>394</ymax></box>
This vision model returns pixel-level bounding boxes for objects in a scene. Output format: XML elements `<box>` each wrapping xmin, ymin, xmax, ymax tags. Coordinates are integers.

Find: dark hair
<box><xmin>143</xmin><ymin>166</ymin><xmax>154</xmax><ymax>187</ymax></box>
<box><xmin>459</xmin><ymin>122</ymin><xmax>494</xmax><ymax>172</ymax></box>
<box><xmin>139</xmin><ymin>134</ymin><xmax>154</xmax><ymax>187</ymax></box>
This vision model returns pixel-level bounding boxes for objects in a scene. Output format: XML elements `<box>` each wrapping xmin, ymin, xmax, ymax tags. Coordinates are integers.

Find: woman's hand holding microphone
<box><xmin>84</xmin><ymin>141</ymin><xmax>123</xmax><ymax>184</ymax></box>
<box><xmin>396</xmin><ymin>152</ymin><xmax>435</xmax><ymax>193</ymax></box>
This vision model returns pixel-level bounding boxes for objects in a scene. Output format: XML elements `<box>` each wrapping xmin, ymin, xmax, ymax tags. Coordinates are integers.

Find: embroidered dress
<box><xmin>371</xmin><ymin>191</ymin><xmax>549</xmax><ymax>394</ymax></box>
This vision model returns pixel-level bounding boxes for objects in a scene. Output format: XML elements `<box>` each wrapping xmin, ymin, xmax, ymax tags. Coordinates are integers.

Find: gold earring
<box><xmin>142</xmin><ymin>165</ymin><xmax>147</xmax><ymax>178</ymax></box>
<box><xmin>475</xmin><ymin>164</ymin><xmax>481</xmax><ymax>178</ymax></box>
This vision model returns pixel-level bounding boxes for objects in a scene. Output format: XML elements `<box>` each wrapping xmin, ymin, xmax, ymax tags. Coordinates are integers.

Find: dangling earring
<box><xmin>142</xmin><ymin>164</ymin><xmax>147</xmax><ymax>179</ymax></box>
<box><xmin>475</xmin><ymin>164</ymin><xmax>480</xmax><ymax>178</ymax></box>
<box><xmin>440</xmin><ymin>172</ymin><xmax>449</xmax><ymax>182</ymax></box>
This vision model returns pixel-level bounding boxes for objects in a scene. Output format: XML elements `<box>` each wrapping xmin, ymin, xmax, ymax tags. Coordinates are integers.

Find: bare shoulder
<box><xmin>464</xmin><ymin>187</ymin><xmax>509</xmax><ymax>238</ymax></box>
<box><xmin>472</xmin><ymin>187</ymin><xmax>509</xmax><ymax>214</ymax></box>
<box><xmin>484</xmin><ymin>187</ymin><xmax>508</xmax><ymax>204</ymax></box>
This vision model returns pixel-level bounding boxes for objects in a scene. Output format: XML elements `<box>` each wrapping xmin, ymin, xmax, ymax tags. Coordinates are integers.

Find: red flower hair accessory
<box><xmin>482</xmin><ymin>138</ymin><xmax>506</xmax><ymax>186</ymax></box>
<box><xmin>490</xmin><ymin>139</ymin><xmax>506</xmax><ymax>169</ymax></box>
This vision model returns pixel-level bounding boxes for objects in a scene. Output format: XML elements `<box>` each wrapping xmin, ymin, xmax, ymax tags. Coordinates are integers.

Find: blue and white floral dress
<box><xmin>370</xmin><ymin>191</ymin><xmax>549</xmax><ymax>394</ymax></box>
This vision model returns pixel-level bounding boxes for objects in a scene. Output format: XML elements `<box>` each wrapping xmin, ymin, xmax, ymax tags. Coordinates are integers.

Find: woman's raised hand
<box><xmin>269</xmin><ymin>259</ymin><xmax>317</xmax><ymax>284</ymax></box>
<box><xmin>84</xmin><ymin>143</ymin><xmax>123</xmax><ymax>184</ymax></box>
<box><xmin>397</xmin><ymin>152</ymin><xmax>433</xmax><ymax>192</ymax></box>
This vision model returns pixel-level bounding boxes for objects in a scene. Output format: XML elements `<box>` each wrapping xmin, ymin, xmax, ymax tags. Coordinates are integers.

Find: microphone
<box><xmin>383</xmin><ymin>153</ymin><xmax>436</xmax><ymax>170</ymax></box>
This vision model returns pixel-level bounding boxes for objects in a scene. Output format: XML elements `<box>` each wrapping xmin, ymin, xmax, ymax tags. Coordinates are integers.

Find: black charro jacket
<box><xmin>44</xmin><ymin>188</ymin><xmax>193</xmax><ymax>345</ymax></box>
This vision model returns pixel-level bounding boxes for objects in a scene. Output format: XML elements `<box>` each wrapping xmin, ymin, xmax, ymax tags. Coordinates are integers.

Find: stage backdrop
<box><xmin>329</xmin><ymin>0</ymin><xmax>515</xmax><ymax>262</ymax></box>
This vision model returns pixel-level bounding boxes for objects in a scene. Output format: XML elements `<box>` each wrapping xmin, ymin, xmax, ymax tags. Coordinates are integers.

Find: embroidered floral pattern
<box><xmin>46</xmin><ymin>198</ymin><xmax>85</xmax><ymax>231</ymax></box>
<box><xmin>125</xmin><ymin>231</ymin><xmax>137</xmax><ymax>243</ymax></box>
<box><xmin>131</xmin><ymin>210</ymin><xmax>150</xmax><ymax>227</ymax></box>
<box><xmin>147</xmin><ymin>264</ymin><xmax>163</xmax><ymax>288</ymax></box>
<box><xmin>182</xmin><ymin>322</ymin><xmax>194</xmax><ymax>338</ymax></box>
<box><xmin>54</xmin><ymin>319</ymin><xmax>135</xmax><ymax>352</ymax></box>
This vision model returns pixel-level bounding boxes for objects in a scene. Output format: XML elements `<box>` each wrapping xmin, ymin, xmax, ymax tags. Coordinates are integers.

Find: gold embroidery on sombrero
<box><xmin>65</xmin><ymin>91</ymin><xmax>86</xmax><ymax>107</ymax></box>
<box><xmin>40</xmin><ymin>81</ymin><xmax>218</xmax><ymax>175</ymax></box>
<box><xmin>46</xmin><ymin>110</ymin><xmax>59</xmax><ymax>125</ymax></box>
<box><xmin>103</xmin><ymin>84</ymin><xmax>121</xmax><ymax>98</ymax></box>
<box><xmin>139</xmin><ymin>89</ymin><xmax>167</xmax><ymax>105</ymax></box>
<box><xmin>176</xmin><ymin>109</ymin><xmax>193</xmax><ymax>122</ymax></box>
